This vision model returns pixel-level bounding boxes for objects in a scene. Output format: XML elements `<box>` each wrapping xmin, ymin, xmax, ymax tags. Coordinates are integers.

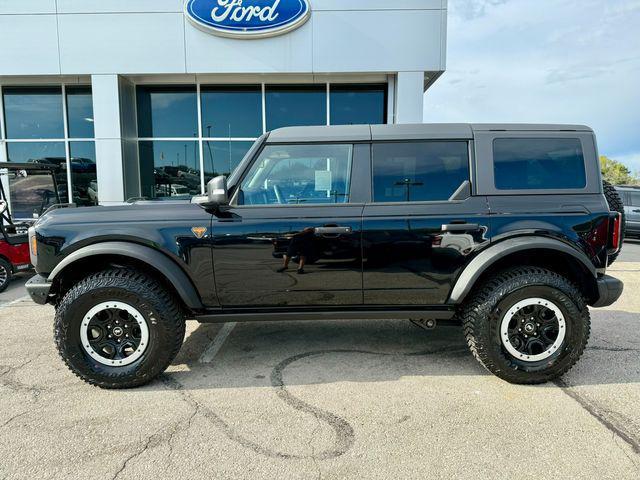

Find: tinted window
<box><xmin>239</xmin><ymin>144</ymin><xmax>352</xmax><ymax>205</ymax></box>
<box><xmin>629</xmin><ymin>192</ymin><xmax>640</xmax><ymax>207</ymax></box>
<box><xmin>6</xmin><ymin>169</ymin><xmax>60</xmax><ymax>219</ymax></box>
<box><xmin>203</xmin><ymin>141</ymin><xmax>253</xmax><ymax>182</ymax></box>
<box><xmin>330</xmin><ymin>84</ymin><xmax>386</xmax><ymax>125</ymax></box>
<box><xmin>493</xmin><ymin>138</ymin><xmax>586</xmax><ymax>190</ymax></box>
<box><xmin>201</xmin><ymin>86</ymin><xmax>262</xmax><ymax>138</ymax></box>
<box><xmin>66</xmin><ymin>87</ymin><xmax>94</xmax><ymax>138</ymax></box>
<box><xmin>138</xmin><ymin>141</ymin><xmax>201</xmax><ymax>199</ymax></box>
<box><xmin>265</xmin><ymin>85</ymin><xmax>327</xmax><ymax>131</ymax></box>
<box><xmin>372</xmin><ymin>141</ymin><xmax>470</xmax><ymax>203</ymax></box>
<box><xmin>136</xmin><ymin>86</ymin><xmax>197</xmax><ymax>138</ymax></box>
<box><xmin>3</xmin><ymin>87</ymin><xmax>64</xmax><ymax>139</ymax></box>
<box><xmin>70</xmin><ymin>142</ymin><xmax>97</xmax><ymax>206</ymax></box>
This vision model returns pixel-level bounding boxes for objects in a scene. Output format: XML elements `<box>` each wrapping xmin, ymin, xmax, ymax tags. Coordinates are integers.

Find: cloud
<box><xmin>425</xmin><ymin>0</ymin><xmax>640</xmax><ymax>171</ymax></box>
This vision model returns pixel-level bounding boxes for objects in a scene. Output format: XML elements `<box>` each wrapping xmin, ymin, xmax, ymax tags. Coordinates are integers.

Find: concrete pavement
<box><xmin>0</xmin><ymin>258</ymin><xmax>638</xmax><ymax>479</ymax></box>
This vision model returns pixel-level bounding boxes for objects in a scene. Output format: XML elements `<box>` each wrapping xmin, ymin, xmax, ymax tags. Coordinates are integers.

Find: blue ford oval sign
<box><xmin>185</xmin><ymin>0</ymin><xmax>311</xmax><ymax>39</ymax></box>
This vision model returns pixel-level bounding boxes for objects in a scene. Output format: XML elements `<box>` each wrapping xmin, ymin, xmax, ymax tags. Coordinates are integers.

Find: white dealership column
<box><xmin>395</xmin><ymin>72</ymin><xmax>425</xmax><ymax>124</ymax></box>
<box><xmin>92</xmin><ymin>74</ymin><xmax>126</xmax><ymax>205</ymax></box>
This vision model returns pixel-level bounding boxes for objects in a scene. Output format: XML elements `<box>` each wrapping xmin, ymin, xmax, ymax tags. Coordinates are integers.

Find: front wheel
<box><xmin>54</xmin><ymin>269</ymin><xmax>185</xmax><ymax>389</ymax></box>
<box><xmin>461</xmin><ymin>267</ymin><xmax>590</xmax><ymax>384</ymax></box>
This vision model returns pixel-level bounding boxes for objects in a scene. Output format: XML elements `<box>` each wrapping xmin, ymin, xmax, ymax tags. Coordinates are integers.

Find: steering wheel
<box><xmin>273</xmin><ymin>184</ymin><xmax>285</xmax><ymax>204</ymax></box>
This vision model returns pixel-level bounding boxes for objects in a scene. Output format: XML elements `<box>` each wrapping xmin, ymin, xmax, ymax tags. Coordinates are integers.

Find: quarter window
<box><xmin>493</xmin><ymin>138</ymin><xmax>586</xmax><ymax>190</ymax></box>
<box><xmin>238</xmin><ymin>144</ymin><xmax>353</xmax><ymax>206</ymax></box>
<box><xmin>372</xmin><ymin>141</ymin><xmax>470</xmax><ymax>203</ymax></box>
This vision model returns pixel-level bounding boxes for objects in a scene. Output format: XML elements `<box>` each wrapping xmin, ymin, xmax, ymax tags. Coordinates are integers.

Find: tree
<box><xmin>600</xmin><ymin>155</ymin><xmax>639</xmax><ymax>185</ymax></box>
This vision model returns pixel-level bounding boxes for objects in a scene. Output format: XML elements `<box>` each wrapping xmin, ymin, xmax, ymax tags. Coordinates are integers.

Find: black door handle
<box><xmin>442</xmin><ymin>223</ymin><xmax>480</xmax><ymax>232</ymax></box>
<box><xmin>315</xmin><ymin>226</ymin><xmax>352</xmax><ymax>235</ymax></box>
<box><xmin>633</xmin><ymin>209</ymin><xmax>640</xmax><ymax>213</ymax></box>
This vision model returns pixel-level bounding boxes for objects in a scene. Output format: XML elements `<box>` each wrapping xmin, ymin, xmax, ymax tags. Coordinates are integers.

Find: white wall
<box><xmin>0</xmin><ymin>0</ymin><xmax>447</xmax><ymax>76</ymax></box>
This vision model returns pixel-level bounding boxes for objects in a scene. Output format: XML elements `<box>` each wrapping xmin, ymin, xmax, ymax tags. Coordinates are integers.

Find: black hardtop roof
<box><xmin>266</xmin><ymin>123</ymin><xmax>593</xmax><ymax>143</ymax></box>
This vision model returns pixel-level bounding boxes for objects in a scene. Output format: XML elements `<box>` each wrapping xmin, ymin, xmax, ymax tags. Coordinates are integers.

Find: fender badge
<box><xmin>192</xmin><ymin>227</ymin><xmax>208</xmax><ymax>239</ymax></box>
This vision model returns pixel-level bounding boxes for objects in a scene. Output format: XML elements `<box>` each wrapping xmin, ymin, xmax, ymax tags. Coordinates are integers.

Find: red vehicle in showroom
<box><xmin>0</xmin><ymin>163</ymin><xmax>62</xmax><ymax>292</ymax></box>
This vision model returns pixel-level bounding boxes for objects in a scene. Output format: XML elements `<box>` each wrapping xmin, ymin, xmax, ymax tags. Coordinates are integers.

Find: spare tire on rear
<box><xmin>602</xmin><ymin>180</ymin><xmax>625</xmax><ymax>265</ymax></box>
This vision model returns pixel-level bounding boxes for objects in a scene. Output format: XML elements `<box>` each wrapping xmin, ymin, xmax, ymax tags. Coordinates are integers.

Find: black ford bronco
<box><xmin>25</xmin><ymin>124</ymin><xmax>625</xmax><ymax>388</ymax></box>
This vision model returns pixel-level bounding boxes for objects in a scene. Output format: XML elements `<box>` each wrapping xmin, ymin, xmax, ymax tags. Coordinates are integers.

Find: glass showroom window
<box><xmin>2</xmin><ymin>86</ymin><xmax>96</xmax><ymax>210</ymax></box>
<box><xmin>265</xmin><ymin>85</ymin><xmax>327</xmax><ymax>131</ymax></box>
<box><xmin>137</xmin><ymin>86</ymin><xmax>200</xmax><ymax>199</ymax></box>
<box><xmin>138</xmin><ymin>141</ymin><xmax>201</xmax><ymax>200</ymax></box>
<box><xmin>330</xmin><ymin>84</ymin><xmax>387</xmax><ymax>126</ymax></box>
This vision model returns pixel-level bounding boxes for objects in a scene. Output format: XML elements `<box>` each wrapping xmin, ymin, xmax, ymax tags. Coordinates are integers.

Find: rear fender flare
<box><xmin>448</xmin><ymin>236</ymin><xmax>597</xmax><ymax>304</ymax></box>
<box><xmin>48</xmin><ymin>241</ymin><xmax>203</xmax><ymax>310</ymax></box>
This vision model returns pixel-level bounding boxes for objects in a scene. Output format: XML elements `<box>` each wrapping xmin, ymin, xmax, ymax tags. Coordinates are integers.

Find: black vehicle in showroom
<box><xmin>25</xmin><ymin>124</ymin><xmax>624</xmax><ymax>388</ymax></box>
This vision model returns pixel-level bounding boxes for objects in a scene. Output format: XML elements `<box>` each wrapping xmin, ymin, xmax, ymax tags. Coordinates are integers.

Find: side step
<box><xmin>194</xmin><ymin>309</ymin><xmax>456</xmax><ymax>324</ymax></box>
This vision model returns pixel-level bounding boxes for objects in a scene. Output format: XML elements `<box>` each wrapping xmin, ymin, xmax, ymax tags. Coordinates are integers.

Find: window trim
<box><xmin>369</xmin><ymin>139</ymin><xmax>473</xmax><ymax>205</ymax></box>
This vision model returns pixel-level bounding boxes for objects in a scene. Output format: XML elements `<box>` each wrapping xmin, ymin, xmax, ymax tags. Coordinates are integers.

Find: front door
<box><xmin>211</xmin><ymin>143</ymin><xmax>365</xmax><ymax>308</ymax></box>
<box><xmin>362</xmin><ymin>140</ymin><xmax>490</xmax><ymax>305</ymax></box>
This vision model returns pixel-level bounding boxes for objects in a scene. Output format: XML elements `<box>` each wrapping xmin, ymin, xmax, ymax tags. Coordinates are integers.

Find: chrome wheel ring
<box><xmin>80</xmin><ymin>302</ymin><xmax>150</xmax><ymax>367</ymax></box>
<box><xmin>0</xmin><ymin>265</ymin><xmax>8</xmax><ymax>285</ymax></box>
<box><xmin>500</xmin><ymin>298</ymin><xmax>566</xmax><ymax>362</ymax></box>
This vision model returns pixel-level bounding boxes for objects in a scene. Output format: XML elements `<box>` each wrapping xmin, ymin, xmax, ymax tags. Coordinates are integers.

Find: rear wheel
<box><xmin>54</xmin><ymin>269</ymin><xmax>185</xmax><ymax>389</ymax></box>
<box><xmin>603</xmin><ymin>180</ymin><xmax>625</xmax><ymax>265</ymax></box>
<box><xmin>461</xmin><ymin>267</ymin><xmax>590</xmax><ymax>384</ymax></box>
<box><xmin>0</xmin><ymin>258</ymin><xmax>13</xmax><ymax>293</ymax></box>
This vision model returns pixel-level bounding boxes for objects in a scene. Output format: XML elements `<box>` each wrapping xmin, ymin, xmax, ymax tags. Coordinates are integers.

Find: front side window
<box><xmin>493</xmin><ymin>138</ymin><xmax>586</xmax><ymax>190</ymax></box>
<box><xmin>238</xmin><ymin>144</ymin><xmax>353</xmax><ymax>206</ymax></box>
<box><xmin>372</xmin><ymin>141</ymin><xmax>470</xmax><ymax>203</ymax></box>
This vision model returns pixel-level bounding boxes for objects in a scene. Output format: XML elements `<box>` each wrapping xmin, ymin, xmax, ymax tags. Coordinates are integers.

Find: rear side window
<box><xmin>372</xmin><ymin>141</ymin><xmax>469</xmax><ymax>203</ymax></box>
<box><xmin>630</xmin><ymin>192</ymin><xmax>640</xmax><ymax>207</ymax></box>
<box><xmin>493</xmin><ymin>138</ymin><xmax>586</xmax><ymax>190</ymax></box>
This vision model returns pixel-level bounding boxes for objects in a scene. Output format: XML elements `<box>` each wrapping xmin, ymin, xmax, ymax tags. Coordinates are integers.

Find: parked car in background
<box><xmin>615</xmin><ymin>185</ymin><xmax>640</xmax><ymax>238</ymax></box>
<box><xmin>87</xmin><ymin>181</ymin><xmax>99</xmax><ymax>204</ymax></box>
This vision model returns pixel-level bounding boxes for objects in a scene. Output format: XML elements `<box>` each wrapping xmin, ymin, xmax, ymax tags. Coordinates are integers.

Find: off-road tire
<box><xmin>0</xmin><ymin>258</ymin><xmax>12</xmax><ymax>293</ymax></box>
<box><xmin>461</xmin><ymin>267</ymin><xmax>590</xmax><ymax>384</ymax></box>
<box><xmin>603</xmin><ymin>180</ymin><xmax>625</xmax><ymax>265</ymax></box>
<box><xmin>54</xmin><ymin>268</ymin><xmax>185</xmax><ymax>389</ymax></box>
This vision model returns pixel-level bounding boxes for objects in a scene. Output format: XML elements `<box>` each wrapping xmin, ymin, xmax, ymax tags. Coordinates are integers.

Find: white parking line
<box><xmin>199</xmin><ymin>322</ymin><xmax>237</xmax><ymax>364</ymax></box>
<box><xmin>0</xmin><ymin>295</ymin><xmax>30</xmax><ymax>309</ymax></box>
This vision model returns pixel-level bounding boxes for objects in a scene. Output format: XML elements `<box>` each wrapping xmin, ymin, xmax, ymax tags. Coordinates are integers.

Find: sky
<box><xmin>424</xmin><ymin>0</ymin><xmax>640</xmax><ymax>173</ymax></box>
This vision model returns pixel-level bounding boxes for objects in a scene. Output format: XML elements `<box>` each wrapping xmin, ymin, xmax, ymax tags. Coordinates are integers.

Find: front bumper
<box><xmin>26</xmin><ymin>274</ymin><xmax>52</xmax><ymax>305</ymax></box>
<box><xmin>592</xmin><ymin>275</ymin><xmax>624</xmax><ymax>308</ymax></box>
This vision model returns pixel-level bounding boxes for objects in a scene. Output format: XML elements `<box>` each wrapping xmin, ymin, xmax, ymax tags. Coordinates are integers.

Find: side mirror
<box><xmin>193</xmin><ymin>175</ymin><xmax>229</xmax><ymax>207</ymax></box>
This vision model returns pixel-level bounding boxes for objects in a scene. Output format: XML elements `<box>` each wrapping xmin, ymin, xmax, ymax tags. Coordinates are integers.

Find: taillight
<box><xmin>610</xmin><ymin>213</ymin><xmax>622</xmax><ymax>253</ymax></box>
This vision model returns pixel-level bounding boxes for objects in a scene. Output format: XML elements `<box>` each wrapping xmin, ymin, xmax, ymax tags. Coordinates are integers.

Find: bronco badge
<box><xmin>191</xmin><ymin>227</ymin><xmax>208</xmax><ymax>239</ymax></box>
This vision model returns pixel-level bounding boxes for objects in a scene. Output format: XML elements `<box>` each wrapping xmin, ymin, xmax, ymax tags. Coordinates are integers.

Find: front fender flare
<box><xmin>48</xmin><ymin>241</ymin><xmax>204</xmax><ymax>310</ymax></box>
<box><xmin>448</xmin><ymin>236</ymin><xmax>597</xmax><ymax>304</ymax></box>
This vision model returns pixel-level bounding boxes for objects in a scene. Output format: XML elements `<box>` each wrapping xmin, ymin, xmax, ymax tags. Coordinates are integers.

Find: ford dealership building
<box><xmin>0</xmin><ymin>0</ymin><xmax>448</xmax><ymax>208</ymax></box>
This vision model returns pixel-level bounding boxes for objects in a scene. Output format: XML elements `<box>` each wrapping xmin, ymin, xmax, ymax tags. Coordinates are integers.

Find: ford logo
<box><xmin>185</xmin><ymin>0</ymin><xmax>312</xmax><ymax>39</ymax></box>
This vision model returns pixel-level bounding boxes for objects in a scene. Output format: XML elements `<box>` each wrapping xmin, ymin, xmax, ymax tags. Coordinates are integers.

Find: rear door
<box><xmin>625</xmin><ymin>190</ymin><xmax>640</xmax><ymax>234</ymax></box>
<box><xmin>362</xmin><ymin>140</ymin><xmax>490</xmax><ymax>306</ymax></box>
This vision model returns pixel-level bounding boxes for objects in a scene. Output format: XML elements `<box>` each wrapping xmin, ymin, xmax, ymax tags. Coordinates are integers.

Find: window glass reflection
<box><xmin>3</xmin><ymin>87</ymin><xmax>64</xmax><ymax>139</ymax></box>
<box><xmin>372</xmin><ymin>141</ymin><xmax>470</xmax><ymax>203</ymax></box>
<box><xmin>66</xmin><ymin>87</ymin><xmax>95</xmax><ymax>138</ymax></box>
<box><xmin>265</xmin><ymin>85</ymin><xmax>327</xmax><ymax>131</ymax></box>
<box><xmin>239</xmin><ymin>144</ymin><xmax>353</xmax><ymax>206</ymax></box>
<box><xmin>201</xmin><ymin>86</ymin><xmax>262</xmax><ymax>138</ymax></box>
<box><xmin>136</xmin><ymin>86</ymin><xmax>198</xmax><ymax>138</ymax></box>
<box><xmin>6</xmin><ymin>142</ymin><xmax>68</xmax><ymax>207</ymax></box>
<box><xmin>138</xmin><ymin>141</ymin><xmax>201</xmax><ymax>200</ymax></box>
<box><xmin>203</xmin><ymin>141</ymin><xmax>253</xmax><ymax>182</ymax></box>
<box><xmin>70</xmin><ymin>142</ymin><xmax>97</xmax><ymax>206</ymax></box>
<box><xmin>330</xmin><ymin>84</ymin><xmax>386</xmax><ymax>125</ymax></box>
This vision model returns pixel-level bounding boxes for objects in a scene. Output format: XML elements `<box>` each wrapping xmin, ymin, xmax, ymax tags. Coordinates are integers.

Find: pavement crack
<box><xmin>0</xmin><ymin>410</ymin><xmax>30</xmax><ymax>429</ymax></box>
<box><xmin>587</xmin><ymin>345</ymin><xmax>640</xmax><ymax>353</ymax></box>
<box><xmin>554</xmin><ymin>379</ymin><xmax>640</xmax><ymax>456</ymax></box>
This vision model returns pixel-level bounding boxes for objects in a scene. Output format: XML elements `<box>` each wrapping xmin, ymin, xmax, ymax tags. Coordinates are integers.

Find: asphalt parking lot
<box><xmin>1</xmin><ymin>243</ymin><xmax>639</xmax><ymax>479</ymax></box>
